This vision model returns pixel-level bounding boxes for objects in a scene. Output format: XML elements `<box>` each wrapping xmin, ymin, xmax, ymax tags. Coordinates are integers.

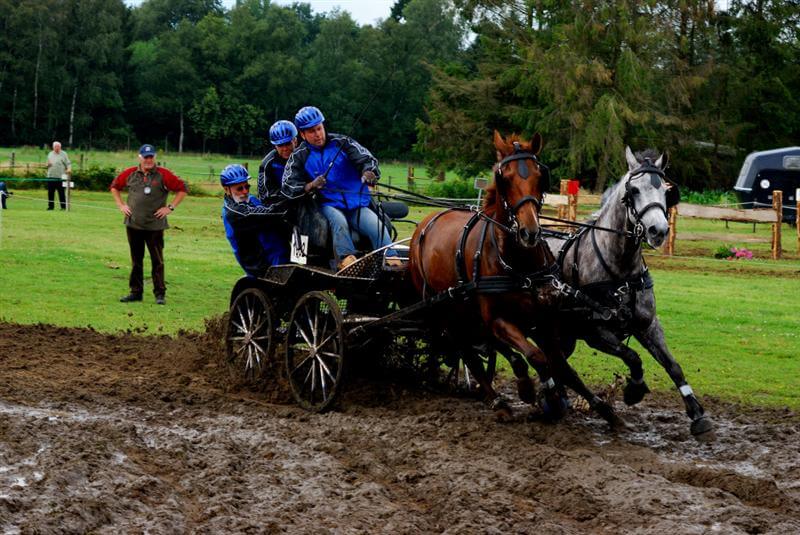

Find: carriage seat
<box><xmin>293</xmin><ymin>198</ymin><xmax>408</xmax><ymax>268</ymax></box>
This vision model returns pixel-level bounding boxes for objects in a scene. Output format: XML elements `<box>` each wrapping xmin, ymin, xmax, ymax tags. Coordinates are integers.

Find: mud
<box><xmin>1</xmin><ymin>321</ymin><xmax>799</xmax><ymax>533</ymax></box>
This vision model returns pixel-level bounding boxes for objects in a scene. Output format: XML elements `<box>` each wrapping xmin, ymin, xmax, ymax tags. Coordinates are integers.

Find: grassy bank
<box><xmin>1</xmin><ymin>190</ymin><xmax>798</xmax><ymax>408</ymax></box>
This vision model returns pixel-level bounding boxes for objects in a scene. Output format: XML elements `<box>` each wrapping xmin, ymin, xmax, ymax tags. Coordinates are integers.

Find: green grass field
<box><xmin>1</xmin><ymin>189</ymin><xmax>798</xmax><ymax>408</ymax></box>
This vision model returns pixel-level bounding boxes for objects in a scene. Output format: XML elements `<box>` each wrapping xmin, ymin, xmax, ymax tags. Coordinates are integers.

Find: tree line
<box><xmin>419</xmin><ymin>0</ymin><xmax>800</xmax><ymax>190</ymax></box>
<box><xmin>0</xmin><ymin>0</ymin><xmax>463</xmax><ymax>159</ymax></box>
<box><xmin>1</xmin><ymin>0</ymin><xmax>797</xmax><ymax>191</ymax></box>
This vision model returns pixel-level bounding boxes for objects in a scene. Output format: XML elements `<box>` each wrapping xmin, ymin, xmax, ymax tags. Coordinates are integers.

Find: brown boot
<box><xmin>338</xmin><ymin>254</ymin><xmax>357</xmax><ymax>270</ymax></box>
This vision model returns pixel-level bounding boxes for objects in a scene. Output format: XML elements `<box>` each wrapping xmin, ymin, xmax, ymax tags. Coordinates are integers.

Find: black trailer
<box><xmin>734</xmin><ymin>146</ymin><xmax>800</xmax><ymax>222</ymax></box>
<box><xmin>224</xmin><ymin>246</ymin><xmax>492</xmax><ymax>412</ymax></box>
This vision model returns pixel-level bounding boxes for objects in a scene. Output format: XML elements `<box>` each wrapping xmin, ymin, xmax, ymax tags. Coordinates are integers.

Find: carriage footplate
<box><xmin>336</xmin><ymin>247</ymin><xmax>408</xmax><ymax>278</ymax></box>
<box><xmin>336</xmin><ymin>252</ymin><xmax>384</xmax><ymax>278</ymax></box>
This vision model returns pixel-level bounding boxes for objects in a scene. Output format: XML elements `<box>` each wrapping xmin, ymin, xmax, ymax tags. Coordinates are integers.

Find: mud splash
<box><xmin>1</xmin><ymin>321</ymin><xmax>798</xmax><ymax>533</ymax></box>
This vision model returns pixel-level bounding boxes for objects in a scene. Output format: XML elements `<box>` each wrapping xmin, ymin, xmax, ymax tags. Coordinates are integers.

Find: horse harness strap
<box><xmin>558</xmin><ymin>269</ymin><xmax>654</xmax><ymax>323</ymax></box>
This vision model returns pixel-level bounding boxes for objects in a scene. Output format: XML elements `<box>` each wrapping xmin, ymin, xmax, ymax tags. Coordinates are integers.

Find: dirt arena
<box><xmin>1</xmin><ymin>321</ymin><xmax>798</xmax><ymax>533</ymax></box>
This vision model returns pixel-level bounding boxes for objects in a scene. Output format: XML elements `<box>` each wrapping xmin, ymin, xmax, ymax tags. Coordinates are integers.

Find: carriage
<box><xmin>734</xmin><ymin>146</ymin><xmax>800</xmax><ymax>222</ymax></box>
<box><xmin>222</xmin><ymin>133</ymin><xmax>712</xmax><ymax>437</ymax></box>
<box><xmin>223</xmin><ymin>199</ymin><xmax>493</xmax><ymax>412</ymax></box>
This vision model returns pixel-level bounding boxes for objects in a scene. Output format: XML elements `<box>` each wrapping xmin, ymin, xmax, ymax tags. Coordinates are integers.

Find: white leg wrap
<box><xmin>631</xmin><ymin>376</ymin><xmax>644</xmax><ymax>385</ymax></box>
<box><xmin>543</xmin><ymin>378</ymin><xmax>556</xmax><ymax>389</ymax></box>
<box><xmin>679</xmin><ymin>384</ymin><xmax>693</xmax><ymax>397</ymax></box>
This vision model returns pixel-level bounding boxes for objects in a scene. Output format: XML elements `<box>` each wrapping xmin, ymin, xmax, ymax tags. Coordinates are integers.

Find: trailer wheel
<box><xmin>285</xmin><ymin>291</ymin><xmax>345</xmax><ymax>412</ymax></box>
<box><xmin>226</xmin><ymin>287</ymin><xmax>275</xmax><ymax>385</ymax></box>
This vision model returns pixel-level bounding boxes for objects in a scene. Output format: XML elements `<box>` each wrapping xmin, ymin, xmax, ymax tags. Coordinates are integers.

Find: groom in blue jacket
<box><xmin>281</xmin><ymin>106</ymin><xmax>392</xmax><ymax>270</ymax></box>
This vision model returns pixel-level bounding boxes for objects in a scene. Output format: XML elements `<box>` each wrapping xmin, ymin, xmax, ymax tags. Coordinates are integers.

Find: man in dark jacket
<box><xmin>281</xmin><ymin>106</ymin><xmax>392</xmax><ymax>270</ymax></box>
<box><xmin>221</xmin><ymin>164</ymin><xmax>288</xmax><ymax>277</ymax></box>
<box><xmin>257</xmin><ymin>120</ymin><xmax>297</xmax><ymax>203</ymax></box>
<box><xmin>110</xmin><ymin>144</ymin><xmax>187</xmax><ymax>305</ymax></box>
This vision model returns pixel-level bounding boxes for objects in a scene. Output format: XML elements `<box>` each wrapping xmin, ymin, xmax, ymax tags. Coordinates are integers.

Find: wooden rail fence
<box><xmin>664</xmin><ymin>190</ymin><xmax>791</xmax><ymax>259</ymax></box>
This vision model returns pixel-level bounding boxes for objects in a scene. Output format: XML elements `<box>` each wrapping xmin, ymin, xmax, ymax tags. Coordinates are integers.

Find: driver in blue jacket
<box><xmin>281</xmin><ymin>106</ymin><xmax>392</xmax><ymax>270</ymax></box>
<box><xmin>257</xmin><ymin>120</ymin><xmax>297</xmax><ymax>203</ymax></box>
<box><xmin>221</xmin><ymin>164</ymin><xmax>288</xmax><ymax>277</ymax></box>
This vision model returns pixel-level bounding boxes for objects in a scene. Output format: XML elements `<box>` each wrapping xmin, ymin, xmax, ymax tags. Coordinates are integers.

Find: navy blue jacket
<box><xmin>257</xmin><ymin>148</ymin><xmax>288</xmax><ymax>203</ymax></box>
<box><xmin>281</xmin><ymin>133</ymin><xmax>380</xmax><ymax>210</ymax></box>
<box><xmin>222</xmin><ymin>194</ymin><xmax>288</xmax><ymax>277</ymax></box>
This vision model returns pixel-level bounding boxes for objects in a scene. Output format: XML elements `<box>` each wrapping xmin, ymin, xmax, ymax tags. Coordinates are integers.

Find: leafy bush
<box><xmin>713</xmin><ymin>244</ymin><xmax>754</xmax><ymax>260</ymax></box>
<box><xmin>425</xmin><ymin>177</ymin><xmax>479</xmax><ymax>199</ymax></box>
<box><xmin>72</xmin><ymin>165</ymin><xmax>118</xmax><ymax>191</ymax></box>
<box><xmin>681</xmin><ymin>189</ymin><xmax>738</xmax><ymax>206</ymax></box>
<box><xmin>713</xmin><ymin>244</ymin><xmax>734</xmax><ymax>259</ymax></box>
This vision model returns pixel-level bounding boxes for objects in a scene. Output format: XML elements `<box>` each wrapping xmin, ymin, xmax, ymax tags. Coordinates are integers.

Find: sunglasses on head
<box><xmin>232</xmin><ymin>183</ymin><xmax>250</xmax><ymax>193</ymax></box>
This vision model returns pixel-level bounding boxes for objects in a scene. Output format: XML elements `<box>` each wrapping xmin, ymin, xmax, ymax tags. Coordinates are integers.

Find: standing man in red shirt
<box><xmin>110</xmin><ymin>144</ymin><xmax>188</xmax><ymax>305</ymax></box>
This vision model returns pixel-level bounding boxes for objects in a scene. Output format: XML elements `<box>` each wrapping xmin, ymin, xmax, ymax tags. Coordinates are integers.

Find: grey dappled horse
<box><xmin>545</xmin><ymin>147</ymin><xmax>712</xmax><ymax>437</ymax></box>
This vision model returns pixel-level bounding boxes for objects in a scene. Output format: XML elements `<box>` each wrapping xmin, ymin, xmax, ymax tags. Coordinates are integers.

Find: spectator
<box><xmin>0</xmin><ymin>181</ymin><xmax>10</xmax><ymax>209</ymax></box>
<box><xmin>221</xmin><ymin>164</ymin><xmax>288</xmax><ymax>277</ymax></box>
<box><xmin>45</xmin><ymin>141</ymin><xmax>71</xmax><ymax>210</ymax></box>
<box><xmin>110</xmin><ymin>144</ymin><xmax>187</xmax><ymax>305</ymax></box>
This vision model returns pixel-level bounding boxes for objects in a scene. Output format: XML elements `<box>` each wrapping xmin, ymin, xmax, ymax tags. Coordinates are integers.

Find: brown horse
<box><xmin>408</xmin><ymin>131</ymin><xmax>622</xmax><ymax>426</ymax></box>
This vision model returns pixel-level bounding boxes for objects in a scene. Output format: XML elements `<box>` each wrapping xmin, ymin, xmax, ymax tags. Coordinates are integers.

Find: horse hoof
<box><xmin>623</xmin><ymin>378</ymin><xmax>650</xmax><ymax>406</ymax></box>
<box><xmin>594</xmin><ymin>400</ymin><xmax>627</xmax><ymax>429</ymax></box>
<box><xmin>541</xmin><ymin>391</ymin><xmax>569</xmax><ymax>421</ymax></box>
<box><xmin>494</xmin><ymin>406</ymin><xmax>514</xmax><ymax>423</ymax></box>
<box><xmin>517</xmin><ymin>378</ymin><xmax>536</xmax><ymax>404</ymax></box>
<box><xmin>691</xmin><ymin>416</ymin><xmax>713</xmax><ymax>437</ymax></box>
<box><xmin>491</xmin><ymin>398</ymin><xmax>514</xmax><ymax>423</ymax></box>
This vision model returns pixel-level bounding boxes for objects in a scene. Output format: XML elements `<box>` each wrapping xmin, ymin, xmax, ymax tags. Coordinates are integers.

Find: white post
<box><xmin>63</xmin><ymin>174</ymin><xmax>71</xmax><ymax>212</ymax></box>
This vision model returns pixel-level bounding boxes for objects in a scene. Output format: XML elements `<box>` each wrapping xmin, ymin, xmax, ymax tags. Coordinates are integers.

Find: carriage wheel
<box><xmin>285</xmin><ymin>291</ymin><xmax>345</xmax><ymax>412</ymax></box>
<box><xmin>226</xmin><ymin>287</ymin><xmax>275</xmax><ymax>385</ymax></box>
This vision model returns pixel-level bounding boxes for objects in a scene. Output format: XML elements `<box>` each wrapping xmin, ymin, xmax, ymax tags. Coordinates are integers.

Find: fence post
<box><xmin>407</xmin><ymin>166</ymin><xmax>415</xmax><ymax>191</ymax></box>
<box><xmin>567</xmin><ymin>179</ymin><xmax>579</xmax><ymax>221</ymax></box>
<box><xmin>10</xmin><ymin>151</ymin><xmax>15</xmax><ymax>170</ymax></box>
<box><xmin>65</xmin><ymin>173</ymin><xmax>71</xmax><ymax>212</ymax></box>
<box><xmin>437</xmin><ymin>170</ymin><xmax>445</xmax><ymax>182</ymax></box>
<box><xmin>79</xmin><ymin>154</ymin><xmax>84</xmax><ymax>172</ymax></box>
<box><xmin>772</xmin><ymin>190</ymin><xmax>782</xmax><ymax>260</ymax></box>
<box><xmin>796</xmin><ymin>190</ymin><xmax>799</xmax><ymax>255</ymax></box>
<box><xmin>243</xmin><ymin>162</ymin><xmax>248</xmax><ymax>172</ymax></box>
<box><xmin>557</xmin><ymin>179</ymin><xmax>568</xmax><ymax>223</ymax></box>
<box><xmin>665</xmin><ymin>206</ymin><xmax>677</xmax><ymax>255</ymax></box>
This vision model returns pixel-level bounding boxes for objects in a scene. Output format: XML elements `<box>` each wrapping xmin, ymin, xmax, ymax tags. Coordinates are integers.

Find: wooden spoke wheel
<box><xmin>226</xmin><ymin>287</ymin><xmax>275</xmax><ymax>385</ymax></box>
<box><xmin>285</xmin><ymin>291</ymin><xmax>345</xmax><ymax>412</ymax></box>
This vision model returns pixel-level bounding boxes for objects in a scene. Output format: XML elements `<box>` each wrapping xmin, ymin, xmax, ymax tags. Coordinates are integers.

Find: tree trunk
<box><xmin>11</xmin><ymin>86</ymin><xmax>17</xmax><ymax>138</ymax></box>
<box><xmin>33</xmin><ymin>30</ymin><xmax>42</xmax><ymax>129</ymax></box>
<box><xmin>68</xmin><ymin>83</ymin><xmax>77</xmax><ymax>147</ymax></box>
<box><xmin>179</xmin><ymin>106</ymin><xmax>184</xmax><ymax>153</ymax></box>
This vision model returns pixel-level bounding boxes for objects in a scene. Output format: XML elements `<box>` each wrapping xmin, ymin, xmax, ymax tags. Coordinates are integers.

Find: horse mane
<box><xmin>482</xmin><ymin>183</ymin><xmax>498</xmax><ymax>215</ymax></box>
<box><xmin>635</xmin><ymin>148</ymin><xmax>660</xmax><ymax>162</ymax></box>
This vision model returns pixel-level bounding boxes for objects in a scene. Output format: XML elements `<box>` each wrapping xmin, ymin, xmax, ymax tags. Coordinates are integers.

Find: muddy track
<box><xmin>1</xmin><ymin>321</ymin><xmax>798</xmax><ymax>533</ymax></box>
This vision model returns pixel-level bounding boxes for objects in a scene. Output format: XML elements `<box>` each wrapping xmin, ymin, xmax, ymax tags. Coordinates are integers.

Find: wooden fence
<box><xmin>664</xmin><ymin>190</ymin><xmax>792</xmax><ymax>259</ymax></box>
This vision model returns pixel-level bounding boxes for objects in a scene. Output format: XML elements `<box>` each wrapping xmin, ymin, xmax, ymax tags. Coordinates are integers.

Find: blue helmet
<box><xmin>294</xmin><ymin>106</ymin><xmax>325</xmax><ymax>130</ymax></box>
<box><xmin>269</xmin><ymin>120</ymin><xmax>298</xmax><ymax>146</ymax></box>
<box><xmin>220</xmin><ymin>164</ymin><xmax>250</xmax><ymax>187</ymax></box>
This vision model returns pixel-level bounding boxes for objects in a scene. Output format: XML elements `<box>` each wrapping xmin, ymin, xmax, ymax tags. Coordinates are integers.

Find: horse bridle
<box><xmin>621</xmin><ymin>158</ymin><xmax>679</xmax><ymax>239</ymax></box>
<box><xmin>495</xmin><ymin>142</ymin><xmax>550</xmax><ymax>239</ymax></box>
